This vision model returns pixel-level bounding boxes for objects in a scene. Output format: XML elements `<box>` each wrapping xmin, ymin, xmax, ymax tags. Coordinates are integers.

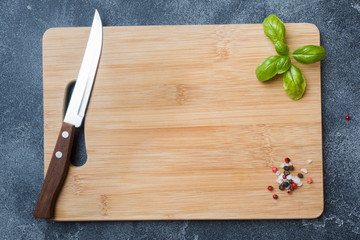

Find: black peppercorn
<box><xmin>298</xmin><ymin>173</ymin><xmax>303</xmax><ymax>178</ymax></box>
<box><xmin>290</xmin><ymin>186</ymin><xmax>294</xmax><ymax>191</ymax></box>
<box><xmin>289</xmin><ymin>166</ymin><xmax>294</xmax><ymax>171</ymax></box>
<box><xmin>284</xmin><ymin>170</ymin><xmax>290</xmax><ymax>176</ymax></box>
<box><xmin>279</xmin><ymin>185</ymin><xmax>285</xmax><ymax>190</ymax></box>
<box><xmin>284</xmin><ymin>166</ymin><xmax>289</xmax><ymax>171</ymax></box>
<box><xmin>289</xmin><ymin>180</ymin><xmax>293</xmax><ymax>184</ymax></box>
<box><xmin>283</xmin><ymin>182</ymin><xmax>289</xmax><ymax>187</ymax></box>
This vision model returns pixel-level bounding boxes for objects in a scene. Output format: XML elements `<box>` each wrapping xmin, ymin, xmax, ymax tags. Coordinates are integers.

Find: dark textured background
<box><xmin>1</xmin><ymin>0</ymin><xmax>359</xmax><ymax>239</ymax></box>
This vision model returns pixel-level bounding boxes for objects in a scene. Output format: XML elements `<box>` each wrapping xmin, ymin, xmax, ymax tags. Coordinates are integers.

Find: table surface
<box><xmin>1</xmin><ymin>0</ymin><xmax>359</xmax><ymax>239</ymax></box>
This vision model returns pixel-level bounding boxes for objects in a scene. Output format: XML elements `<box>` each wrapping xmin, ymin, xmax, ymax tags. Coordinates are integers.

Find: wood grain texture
<box><xmin>34</xmin><ymin>122</ymin><xmax>75</xmax><ymax>219</ymax></box>
<box><xmin>43</xmin><ymin>24</ymin><xmax>323</xmax><ymax>221</ymax></box>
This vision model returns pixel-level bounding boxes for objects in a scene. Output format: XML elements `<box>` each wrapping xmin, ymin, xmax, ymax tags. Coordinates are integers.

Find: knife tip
<box><xmin>94</xmin><ymin>9</ymin><xmax>102</xmax><ymax>25</ymax></box>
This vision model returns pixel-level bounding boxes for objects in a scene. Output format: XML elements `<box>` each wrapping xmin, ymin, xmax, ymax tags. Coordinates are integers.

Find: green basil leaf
<box><xmin>292</xmin><ymin>45</ymin><xmax>326</xmax><ymax>64</ymax></box>
<box><xmin>256</xmin><ymin>55</ymin><xmax>281</xmax><ymax>82</ymax></box>
<box><xmin>262</xmin><ymin>14</ymin><xmax>286</xmax><ymax>43</ymax></box>
<box><xmin>275</xmin><ymin>41</ymin><xmax>289</xmax><ymax>56</ymax></box>
<box><xmin>277</xmin><ymin>56</ymin><xmax>291</xmax><ymax>74</ymax></box>
<box><xmin>283</xmin><ymin>64</ymin><xmax>306</xmax><ymax>100</ymax></box>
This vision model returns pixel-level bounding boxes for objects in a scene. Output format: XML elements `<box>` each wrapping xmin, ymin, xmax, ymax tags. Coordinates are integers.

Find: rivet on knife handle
<box><xmin>33</xmin><ymin>123</ymin><xmax>75</xmax><ymax>219</ymax></box>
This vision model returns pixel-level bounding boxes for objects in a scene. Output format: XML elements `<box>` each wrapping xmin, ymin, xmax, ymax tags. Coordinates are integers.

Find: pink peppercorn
<box><xmin>272</xmin><ymin>167</ymin><xmax>278</xmax><ymax>173</ymax></box>
<box><xmin>287</xmin><ymin>189</ymin><xmax>291</xmax><ymax>194</ymax></box>
<box><xmin>268</xmin><ymin>186</ymin><xmax>273</xmax><ymax>191</ymax></box>
<box><xmin>284</xmin><ymin>157</ymin><xmax>290</xmax><ymax>163</ymax></box>
<box><xmin>292</xmin><ymin>182</ymin><xmax>297</xmax><ymax>188</ymax></box>
<box><xmin>273</xmin><ymin>194</ymin><xmax>278</xmax><ymax>199</ymax></box>
<box><xmin>307</xmin><ymin>178</ymin><xmax>313</xmax><ymax>184</ymax></box>
<box><xmin>282</xmin><ymin>175</ymin><xmax>286</xmax><ymax>179</ymax></box>
<box><xmin>345</xmin><ymin>115</ymin><xmax>350</xmax><ymax>120</ymax></box>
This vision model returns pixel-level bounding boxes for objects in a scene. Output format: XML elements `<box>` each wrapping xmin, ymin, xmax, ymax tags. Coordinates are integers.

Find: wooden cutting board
<box><xmin>43</xmin><ymin>23</ymin><xmax>323</xmax><ymax>221</ymax></box>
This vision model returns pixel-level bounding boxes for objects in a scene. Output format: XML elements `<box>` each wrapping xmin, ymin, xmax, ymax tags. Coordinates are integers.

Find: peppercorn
<box><xmin>292</xmin><ymin>182</ymin><xmax>297</xmax><ymax>188</ymax></box>
<box><xmin>273</xmin><ymin>194</ymin><xmax>278</xmax><ymax>199</ymax></box>
<box><xmin>290</xmin><ymin>186</ymin><xmax>294</xmax><ymax>191</ymax></box>
<box><xmin>345</xmin><ymin>115</ymin><xmax>350</xmax><ymax>120</ymax></box>
<box><xmin>289</xmin><ymin>165</ymin><xmax>294</xmax><ymax>171</ymax></box>
<box><xmin>287</xmin><ymin>189</ymin><xmax>291</xmax><ymax>194</ymax></box>
<box><xmin>297</xmin><ymin>173</ymin><xmax>303</xmax><ymax>178</ymax></box>
<box><xmin>279</xmin><ymin>184</ymin><xmax>285</xmax><ymax>190</ymax></box>
<box><xmin>268</xmin><ymin>186</ymin><xmax>273</xmax><ymax>191</ymax></box>
<box><xmin>272</xmin><ymin>167</ymin><xmax>278</xmax><ymax>173</ymax></box>
<box><xmin>284</xmin><ymin>170</ymin><xmax>290</xmax><ymax>176</ymax></box>
<box><xmin>307</xmin><ymin>178</ymin><xmax>313</xmax><ymax>184</ymax></box>
<box><xmin>288</xmin><ymin>180</ymin><xmax>293</xmax><ymax>184</ymax></box>
<box><xmin>284</xmin><ymin>157</ymin><xmax>290</xmax><ymax>163</ymax></box>
<box><xmin>283</xmin><ymin>182</ymin><xmax>289</xmax><ymax>188</ymax></box>
<box><xmin>284</xmin><ymin>166</ymin><xmax>289</xmax><ymax>171</ymax></box>
<box><xmin>282</xmin><ymin>175</ymin><xmax>286</xmax><ymax>179</ymax></box>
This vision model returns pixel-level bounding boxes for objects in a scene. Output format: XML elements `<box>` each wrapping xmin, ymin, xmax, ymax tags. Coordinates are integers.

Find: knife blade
<box><xmin>33</xmin><ymin>10</ymin><xmax>103</xmax><ymax>219</ymax></box>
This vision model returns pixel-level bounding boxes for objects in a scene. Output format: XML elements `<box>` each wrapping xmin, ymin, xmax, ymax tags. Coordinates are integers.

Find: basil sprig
<box><xmin>275</xmin><ymin>41</ymin><xmax>289</xmax><ymax>56</ymax></box>
<box><xmin>277</xmin><ymin>56</ymin><xmax>291</xmax><ymax>74</ymax></box>
<box><xmin>292</xmin><ymin>45</ymin><xmax>326</xmax><ymax>64</ymax></box>
<box><xmin>256</xmin><ymin>55</ymin><xmax>291</xmax><ymax>82</ymax></box>
<box><xmin>283</xmin><ymin>64</ymin><xmax>306</xmax><ymax>100</ymax></box>
<box><xmin>255</xmin><ymin>14</ymin><xmax>326</xmax><ymax>100</ymax></box>
<box><xmin>263</xmin><ymin>14</ymin><xmax>286</xmax><ymax>43</ymax></box>
<box><xmin>256</xmin><ymin>55</ymin><xmax>280</xmax><ymax>81</ymax></box>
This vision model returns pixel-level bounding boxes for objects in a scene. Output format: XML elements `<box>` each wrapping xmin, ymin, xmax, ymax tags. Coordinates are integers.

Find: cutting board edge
<box><xmin>42</xmin><ymin>22</ymin><xmax>321</xmax><ymax>41</ymax></box>
<box><xmin>52</xmin><ymin>207</ymin><xmax>324</xmax><ymax>221</ymax></box>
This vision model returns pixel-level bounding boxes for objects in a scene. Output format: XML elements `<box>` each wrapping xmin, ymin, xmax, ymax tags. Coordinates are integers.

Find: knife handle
<box><xmin>33</xmin><ymin>122</ymin><xmax>75</xmax><ymax>219</ymax></box>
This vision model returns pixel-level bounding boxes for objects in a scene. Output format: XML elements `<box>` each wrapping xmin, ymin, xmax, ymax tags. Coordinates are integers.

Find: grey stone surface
<box><xmin>0</xmin><ymin>0</ymin><xmax>359</xmax><ymax>239</ymax></box>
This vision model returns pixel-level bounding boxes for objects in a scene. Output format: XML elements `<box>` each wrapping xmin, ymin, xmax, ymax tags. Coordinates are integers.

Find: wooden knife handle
<box><xmin>33</xmin><ymin>122</ymin><xmax>75</xmax><ymax>219</ymax></box>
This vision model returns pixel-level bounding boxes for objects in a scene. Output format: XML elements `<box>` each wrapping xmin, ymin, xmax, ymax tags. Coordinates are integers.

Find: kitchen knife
<box><xmin>33</xmin><ymin>10</ymin><xmax>103</xmax><ymax>219</ymax></box>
